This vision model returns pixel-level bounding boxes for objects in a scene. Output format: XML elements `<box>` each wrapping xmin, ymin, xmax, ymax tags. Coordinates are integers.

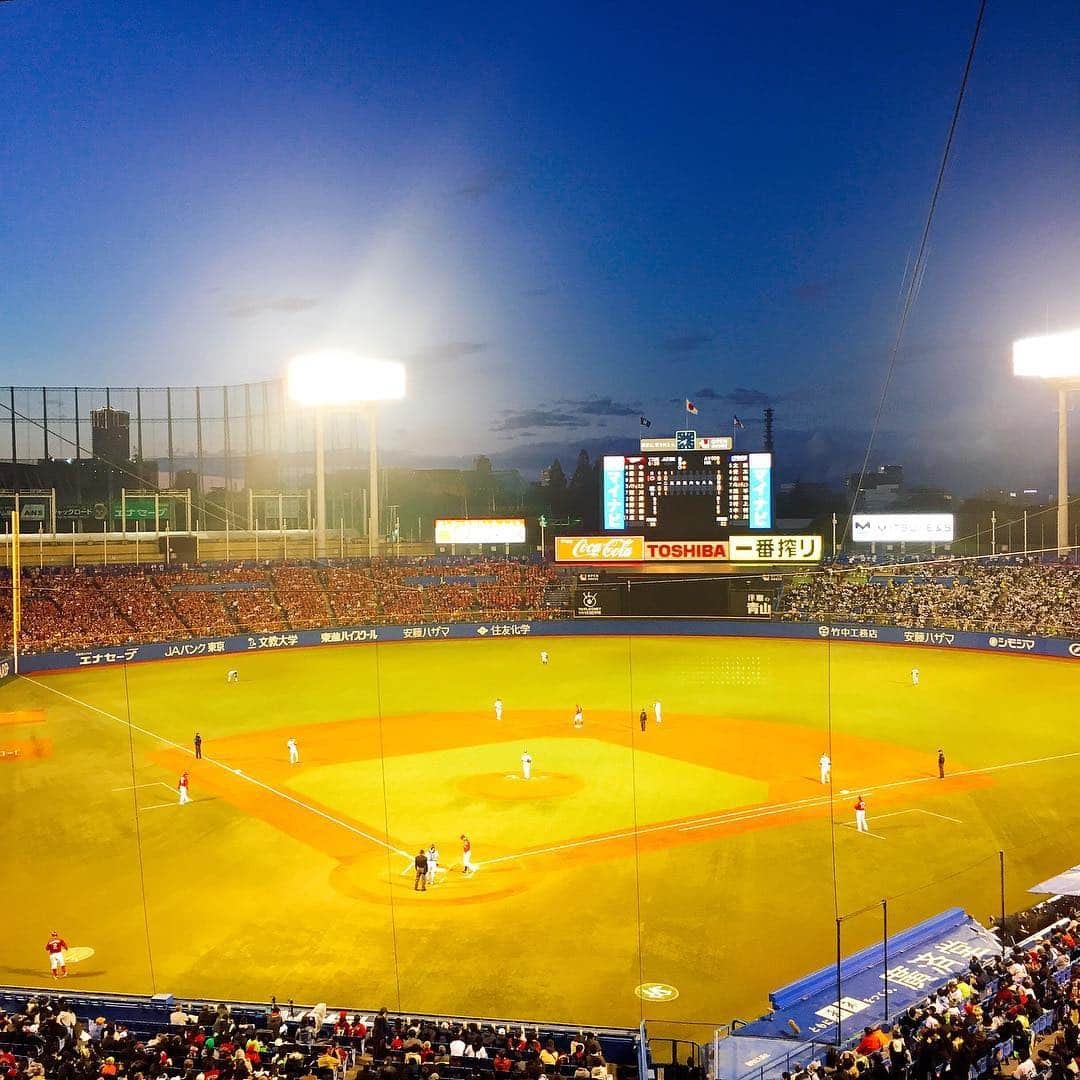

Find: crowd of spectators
<box><xmin>0</xmin><ymin>559</ymin><xmax>568</xmax><ymax>654</ymax></box>
<box><xmin>0</xmin><ymin>994</ymin><xmax>620</xmax><ymax>1080</ymax></box>
<box><xmin>779</xmin><ymin>564</ymin><xmax>1080</xmax><ymax>637</ymax></box>
<box><xmin>783</xmin><ymin>923</ymin><xmax>1080</xmax><ymax>1080</ymax></box>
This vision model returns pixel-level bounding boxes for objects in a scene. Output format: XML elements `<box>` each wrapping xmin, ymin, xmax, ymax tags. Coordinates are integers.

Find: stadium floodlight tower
<box><xmin>1013</xmin><ymin>329</ymin><xmax>1080</xmax><ymax>556</ymax></box>
<box><xmin>286</xmin><ymin>351</ymin><xmax>406</xmax><ymax>558</ymax></box>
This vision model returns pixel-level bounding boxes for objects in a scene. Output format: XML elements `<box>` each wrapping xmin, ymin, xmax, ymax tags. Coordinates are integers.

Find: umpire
<box><xmin>414</xmin><ymin>849</ymin><xmax>429</xmax><ymax>891</ymax></box>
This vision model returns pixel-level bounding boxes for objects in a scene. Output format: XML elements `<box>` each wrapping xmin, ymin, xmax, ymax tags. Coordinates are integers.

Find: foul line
<box><xmin>23</xmin><ymin>676</ymin><xmax>410</xmax><ymax>859</ymax></box>
<box><xmin>27</xmin><ymin>674</ymin><xmax>1077</xmax><ymax>871</ymax></box>
<box><xmin>112</xmin><ymin>781</ymin><xmax>175</xmax><ymax>794</ymax></box>
<box><xmin>482</xmin><ymin>748</ymin><xmax>1080</xmax><ymax>867</ymax></box>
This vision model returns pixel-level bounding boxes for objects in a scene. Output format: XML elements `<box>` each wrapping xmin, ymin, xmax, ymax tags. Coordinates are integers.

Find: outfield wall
<box><xmin>15</xmin><ymin>618</ymin><xmax>1080</xmax><ymax>673</ymax></box>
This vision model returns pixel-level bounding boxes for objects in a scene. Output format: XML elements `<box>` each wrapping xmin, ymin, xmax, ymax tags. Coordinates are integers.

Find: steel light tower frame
<box><xmin>1013</xmin><ymin>330</ymin><xmax>1080</xmax><ymax>556</ymax></box>
<box><xmin>286</xmin><ymin>352</ymin><xmax>406</xmax><ymax>558</ymax></box>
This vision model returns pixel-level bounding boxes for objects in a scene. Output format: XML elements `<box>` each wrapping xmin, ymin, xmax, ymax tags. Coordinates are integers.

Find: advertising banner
<box><xmin>748</xmin><ymin>453</ymin><xmax>772</xmax><ymax>529</ymax></box>
<box><xmin>14</xmin><ymin>618</ymin><xmax>1080</xmax><ymax>674</ymax></box>
<box><xmin>852</xmin><ymin>514</ymin><xmax>954</xmax><ymax>544</ymax></box>
<box><xmin>642</xmin><ymin>540</ymin><xmax>728</xmax><ymax>561</ymax></box>
<box><xmin>729</xmin><ymin>535</ymin><xmax>822</xmax><ymax>562</ymax></box>
<box><xmin>574</xmin><ymin>585</ymin><xmax>623</xmax><ymax>618</ymax></box>
<box><xmin>602</xmin><ymin>456</ymin><xmax>627</xmax><ymax>529</ymax></box>
<box><xmin>555</xmin><ymin>535</ymin><xmax>644</xmax><ymax>563</ymax></box>
<box><xmin>434</xmin><ymin>518</ymin><xmax>526</xmax><ymax>545</ymax></box>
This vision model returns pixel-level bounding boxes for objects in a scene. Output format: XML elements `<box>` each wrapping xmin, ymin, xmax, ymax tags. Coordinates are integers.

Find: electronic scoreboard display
<box><xmin>602</xmin><ymin>449</ymin><xmax>772</xmax><ymax>539</ymax></box>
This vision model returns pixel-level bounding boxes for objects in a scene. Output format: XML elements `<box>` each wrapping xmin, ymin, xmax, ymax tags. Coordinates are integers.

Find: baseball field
<box><xmin>3</xmin><ymin>634</ymin><xmax>1080</xmax><ymax>1036</ymax></box>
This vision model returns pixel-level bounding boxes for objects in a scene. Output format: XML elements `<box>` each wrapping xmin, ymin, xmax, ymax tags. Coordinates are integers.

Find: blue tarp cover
<box><xmin>724</xmin><ymin>909</ymin><xmax>1000</xmax><ymax>1080</ymax></box>
<box><xmin>1029</xmin><ymin>865</ymin><xmax>1080</xmax><ymax>896</ymax></box>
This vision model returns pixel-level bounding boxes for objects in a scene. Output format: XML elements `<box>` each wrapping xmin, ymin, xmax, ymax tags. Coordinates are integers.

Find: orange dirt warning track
<box><xmin>147</xmin><ymin>710</ymin><xmax>995</xmax><ymax>904</ymax></box>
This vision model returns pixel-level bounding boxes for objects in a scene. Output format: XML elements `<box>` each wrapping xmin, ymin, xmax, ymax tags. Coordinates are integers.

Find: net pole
<box><xmin>11</xmin><ymin>509</ymin><xmax>20</xmax><ymax>674</ymax></box>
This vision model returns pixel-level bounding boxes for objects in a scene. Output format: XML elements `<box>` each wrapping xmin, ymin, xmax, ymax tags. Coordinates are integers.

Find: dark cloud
<box><xmin>228</xmin><ymin>296</ymin><xmax>319</xmax><ymax>318</ymax></box>
<box><xmin>562</xmin><ymin>396</ymin><xmax>641</xmax><ymax>417</ymax></box>
<box><xmin>661</xmin><ymin>332</ymin><xmax>714</xmax><ymax>355</ymax></box>
<box><xmin>728</xmin><ymin>386</ymin><xmax>775</xmax><ymax>406</ymax></box>
<box><xmin>410</xmin><ymin>341</ymin><xmax>488</xmax><ymax>363</ymax></box>
<box><xmin>691</xmin><ymin>386</ymin><xmax>775</xmax><ymax>406</ymax></box>
<box><xmin>493</xmin><ymin>409</ymin><xmax>590</xmax><ymax>433</ymax></box>
<box><xmin>453</xmin><ymin>168</ymin><xmax>511</xmax><ymax>199</ymax></box>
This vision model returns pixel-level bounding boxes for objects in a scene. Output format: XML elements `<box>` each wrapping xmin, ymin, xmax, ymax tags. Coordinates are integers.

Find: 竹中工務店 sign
<box><xmin>555</xmin><ymin>536</ymin><xmax>730</xmax><ymax>563</ymax></box>
<box><xmin>728</xmin><ymin>535</ymin><xmax>822</xmax><ymax>562</ymax></box>
<box><xmin>434</xmin><ymin>518</ymin><xmax>527</xmax><ymax>545</ymax></box>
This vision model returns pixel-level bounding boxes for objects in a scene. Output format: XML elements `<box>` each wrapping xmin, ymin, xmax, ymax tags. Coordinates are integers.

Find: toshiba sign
<box><xmin>643</xmin><ymin>541</ymin><xmax>728</xmax><ymax>561</ymax></box>
<box><xmin>555</xmin><ymin>536</ymin><xmax>729</xmax><ymax>563</ymax></box>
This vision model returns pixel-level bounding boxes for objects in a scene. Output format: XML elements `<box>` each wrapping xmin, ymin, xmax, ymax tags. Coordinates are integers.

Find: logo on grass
<box><xmin>635</xmin><ymin>982</ymin><xmax>679</xmax><ymax>1002</ymax></box>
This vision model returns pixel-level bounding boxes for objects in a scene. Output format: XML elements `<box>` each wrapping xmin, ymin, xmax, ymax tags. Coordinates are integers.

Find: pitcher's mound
<box><xmin>457</xmin><ymin>771</ymin><xmax>584</xmax><ymax>801</ymax></box>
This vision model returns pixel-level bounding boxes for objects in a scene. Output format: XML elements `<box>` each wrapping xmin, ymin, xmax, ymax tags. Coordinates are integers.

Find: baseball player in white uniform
<box><xmin>521</xmin><ymin>749</ymin><xmax>532</xmax><ymax>780</ymax></box>
<box><xmin>426</xmin><ymin>843</ymin><xmax>439</xmax><ymax>886</ymax></box>
<box><xmin>653</xmin><ymin>700</ymin><xmax>662</xmax><ymax>725</ymax></box>
<box><xmin>540</xmin><ymin>650</ymin><xmax>549</xmax><ymax>665</ymax></box>
<box><xmin>911</xmin><ymin>667</ymin><xmax>920</xmax><ymax>686</ymax></box>
<box><xmin>573</xmin><ymin>705</ymin><xmax>584</xmax><ymax>729</ymax></box>
<box><xmin>819</xmin><ymin>753</ymin><xmax>831</xmax><ymax>784</ymax></box>
<box><xmin>494</xmin><ymin>698</ymin><xmax>503</xmax><ymax>721</ymax></box>
<box><xmin>287</xmin><ymin>738</ymin><xmax>299</xmax><ymax>765</ymax></box>
<box><xmin>227</xmin><ymin>669</ymin><xmax>239</xmax><ymax>683</ymax></box>
<box><xmin>178</xmin><ymin>771</ymin><xmax>191</xmax><ymax>805</ymax></box>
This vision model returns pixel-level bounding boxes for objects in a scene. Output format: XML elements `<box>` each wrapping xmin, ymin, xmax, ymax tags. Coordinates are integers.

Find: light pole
<box><xmin>1013</xmin><ymin>330</ymin><xmax>1080</xmax><ymax>556</ymax></box>
<box><xmin>287</xmin><ymin>352</ymin><xmax>406</xmax><ymax>560</ymax></box>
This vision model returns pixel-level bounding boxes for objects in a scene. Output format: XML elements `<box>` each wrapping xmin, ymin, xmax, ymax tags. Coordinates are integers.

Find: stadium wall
<box><xmin>15</xmin><ymin>619</ymin><xmax>1080</xmax><ymax>673</ymax></box>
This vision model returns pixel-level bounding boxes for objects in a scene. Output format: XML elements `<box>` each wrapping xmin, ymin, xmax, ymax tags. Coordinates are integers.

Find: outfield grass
<box><xmin>3</xmin><ymin>635</ymin><xmax>1080</xmax><ymax>1037</ymax></box>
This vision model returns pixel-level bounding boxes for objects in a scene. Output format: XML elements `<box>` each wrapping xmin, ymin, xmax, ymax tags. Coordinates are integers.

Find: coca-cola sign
<box><xmin>555</xmin><ymin>536</ymin><xmax>733</xmax><ymax>563</ymax></box>
<box><xmin>555</xmin><ymin>536</ymin><xmax>645</xmax><ymax>563</ymax></box>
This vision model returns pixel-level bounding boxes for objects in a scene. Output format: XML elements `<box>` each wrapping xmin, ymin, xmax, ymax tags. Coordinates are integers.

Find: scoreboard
<box><xmin>602</xmin><ymin>449</ymin><xmax>772</xmax><ymax>539</ymax></box>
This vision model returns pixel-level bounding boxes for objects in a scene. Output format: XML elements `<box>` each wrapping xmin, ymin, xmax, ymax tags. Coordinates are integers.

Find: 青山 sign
<box><xmin>434</xmin><ymin>518</ymin><xmax>526</xmax><ymax>545</ymax></box>
<box><xmin>852</xmin><ymin>514</ymin><xmax>954</xmax><ymax>544</ymax></box>
<box><xmin>729</xmin><ymin>535</ymin><xmax>823</xmax><ymax>562</ymax></box>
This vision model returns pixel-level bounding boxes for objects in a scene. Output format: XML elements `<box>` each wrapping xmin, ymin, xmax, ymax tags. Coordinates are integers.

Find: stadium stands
<box><xmin>0</xmin><ymin>560</ymin><xmax>567</xmax><ymax>653</ymax></box>
<box><xmin>2</xmin><ymin>559</ymin><xmax>1080</xmax><ymax>653</ymax></box>
<box><xmin>0</xmin><ymin>990</ymin><xmax>638</xmax><ymax>1080</ymax></box>
<box><xmin>779</xmin><ymin>563</ymin><xmax>1080</xmax><ymax>637</ymax></box>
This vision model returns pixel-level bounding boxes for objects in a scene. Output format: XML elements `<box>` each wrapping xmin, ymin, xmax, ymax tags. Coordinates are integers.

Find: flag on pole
<box><xmin>733</xmin><ymin>415</ymin><xmax>745</xmax><ymax>430</ymax></box>
<box><xmin>685</xmin><ymin>399</ymin><xmax>699</xmax><ymax>415</ymax></box>
<box><xmin>639</xmin><ymin>415</ymin><xmax>652</xmax><ymax>428</ymax></box>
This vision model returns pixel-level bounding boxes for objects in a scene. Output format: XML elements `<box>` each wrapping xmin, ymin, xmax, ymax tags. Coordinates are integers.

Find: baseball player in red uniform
<box><xmin>179</xmin><ymin>771</ymin><xmax>191</xmax><ymax>805</ymax></box>
<box><xmin>853</xmin><ymin>794</ymin><xmax>868</xmax><ymax>833</ymax></box>
<box><xmin>460</xmin><ymin>834</ymin><xmax>474</xmax><ymax>875</ymax></box>
<box><xmin>45</xmin><ymin>932</ymin><xmax>68</xmax><ymax>978</ymax></box>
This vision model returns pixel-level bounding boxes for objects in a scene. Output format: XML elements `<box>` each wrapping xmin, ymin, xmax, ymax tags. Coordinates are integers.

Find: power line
<box><xmin>843</xmin><ymin>0</ymin><xmax>989</xmax><ymax>544</ymax></box>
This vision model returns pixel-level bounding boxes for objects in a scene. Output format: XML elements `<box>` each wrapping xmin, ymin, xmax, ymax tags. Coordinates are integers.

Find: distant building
<box><xmin>91</xmin><ymin>407</ymin><xmax>130</xmax><ymax>464</ymax></box>
<box><xmin>846</xmin><ymin>464</ymin><xmax>904</xmax><ymax>510</ymax></box>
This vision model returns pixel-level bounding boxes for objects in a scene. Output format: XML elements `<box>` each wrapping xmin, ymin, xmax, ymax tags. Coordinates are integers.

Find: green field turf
<box><xmin>3</xmin><ymin>635</ymin><xmax>1080</xmax><ymax>1038</ymax></box>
